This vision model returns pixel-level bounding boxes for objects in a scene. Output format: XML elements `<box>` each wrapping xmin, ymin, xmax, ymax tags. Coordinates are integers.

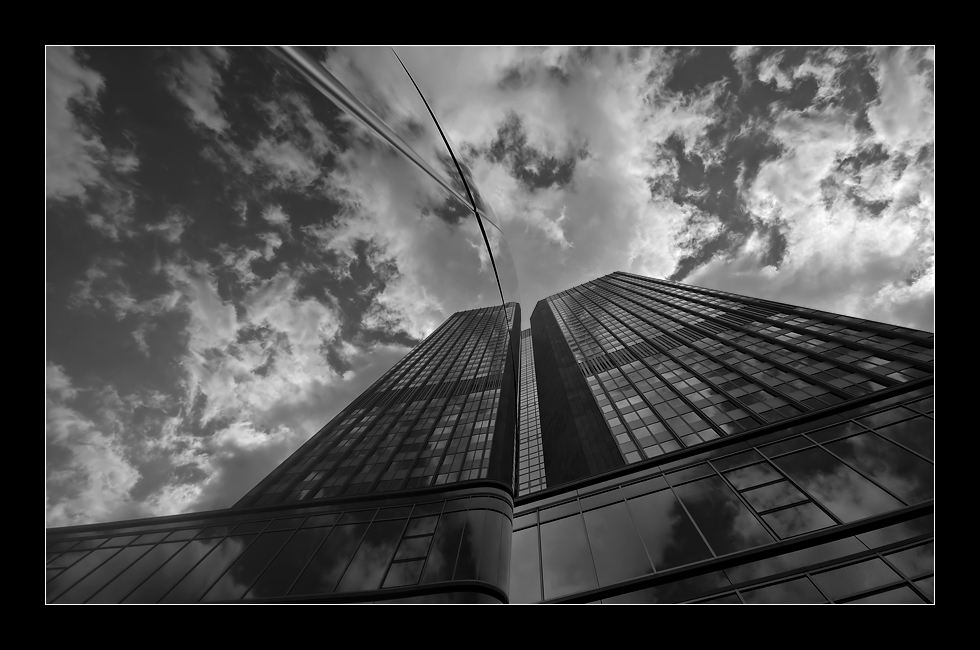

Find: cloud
<box><xmin>168</xmin><ymin>47</ymin><xmax>232</xmax><ymax>133</ymax></box>
<box><xmin>46</xmin><ymin>47</ymin><xmax>106</xmax><ymax>201</ymax></box>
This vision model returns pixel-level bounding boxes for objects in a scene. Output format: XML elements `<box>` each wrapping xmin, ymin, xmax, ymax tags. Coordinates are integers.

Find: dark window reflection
<box><xmin>810</xmin><ymin>558</ymin><xmax>900</xmax><ymax>601</ymax></box>
<box><xmin>772</xmin><ymin>447</ymin><xmax>903</xmax><ymax>523</ymax></box>
<box><xmin>725</xmin><ymin>537</ymin><xmax>866</xmax><ymax>585</ymax></box>
<box><xmin>856</xmin><ymin>406</ymin><xmax>917</xmax><ymax>429</ymax></box>
<box><xmin>454</xmin><ymin>510</ymin><xmax>487</xmax><ymax>581</ymax></box>
<box><xmin>914</xmin><ymin>576</ymin><xmax>934</xmax><ymax>602</ymax></box>
<box><xmin>884</xmin><ymin>542</ymin><xmax>933</xmax><ymax>579</ymax></box>
<box><xmin>602</xmin><ymin>570</ymin><xmax>730</xmax><ymax>603</ymax></box>
<box><xmin>762</xmin><ymin>502</ymin><xmax>836</xmax><ymax>538</ymax></box>
<box><xmin>335</xmin><ymin>520</ymin><xmax>404</xmax><ymax>593</ymax></box>
<box><xmin>47</xmin><ymin>548</ymin><xmax>119</xmax><ymax>602</ymax></box>
<box><xmin>405</xmin><ymin>515</ymin><xmax>439</xmax><ymax>536</ymax></box>
<box><xmin>496</xmin><ymin>515</ymin><xmax>512</xmax><ymax>594</ymax></box>
<box><xmin>627</xmin><ymin>489</ymin><xmax>712</xmax><ymax>570</ymax></box>
<box><xmin>696</xmin><ymin>592</ymin><xmax>742</xmax><ymax>604</ymax></box>
<box><xmin>540</xmin><ymin>515</ymin><xmax>597</xmax><ymax>600</ymax></box>
<box><xmin>123</xmin><ymin>539</ymin><xmax>219</xmax><ymax>603</ymax></box>
<box><xmin>291</xmin><ymin>524</ymin><xmax>369</xmax><ymax>596</ymax></box>
<box><xmin>421</xmin><ymin>512</ymin><xmax>466</xmax><ymax>584</ymax></box>
<box><xmin>583</xmin><ymin>502</ymin><xmax>652</xmax><ymax>587</ymax></box>
<box><xmin>742</xmin><ymin>481</ymin><xmax>807</xmax><ymax>511</ymax></box>
<box><xmin>382</xmin><ymin>560</ymin><xmax>424</xmax><ymax>588</ymax></box>
<box><xmin>478</xmin><ymin>511</ymin><xmax>504</xmax><ymax>586</ymax></box>
<box><xmin>394</xmin><ymin>536</ymin><xmax>431</xmax><ymax>561</ymax></box>
<box><xmin>740</xmin><ymin>577</ymin><xmax>825</xmax><ymax>603</ymax></box>
<box><xmin>245</xmin><ymin>527</ymin><xmax>331</xmax><ymax>600</ymax></box>
<box><xmin>826</xmin><ymin>433</ymin><xmax>933</xmax><ymax>504</ymax></box>
<box><xmin>874</xmin><ymin>417</ymin><xmax>933</xmax><ymax>460</ymax></box>
<box><xmin>88</xmin><ymin>542</ymin><xmax>184</xmax><ymax>603</ymax></box>
<box><xmin>47</xmin><ymin>551</ymin><xmax>88</xmax><ymax>569</ymax></box>
<box><xmin>724</xmin><ymin>463</ymin><xmax>781</xmax><ymax>490</ymax></box>
<box><xmin>856</xmin><ymin>514</ymin><xmax>933</xmax><ymax>549</ymax></box>
<box><xmin>160</xmin><ymin>535</ymin><xmax>255</xmax><ymax>602</ymax></box>
<box><xmin>201</xmin><ymin>531</ymin><xmax>293</xmax><ymax>602</ymax></box>
<box><xmin>55</xmin><ymin>546</ymin><xmax>150</xmax><ymax>603</ymax></box>
<box><xmin>672</xmin><ymin>477</ymin><xmax>774</xmax><ymax>555</ymax></box>
<box><xmin>509</xmin><ymin>527</ymin><xmax>541</xmax><ymax>604</ymax></box>
<box><xmin>847</xmin><ymin>585</ymin><xmax>925</xmax><ymax>604</ymax></box>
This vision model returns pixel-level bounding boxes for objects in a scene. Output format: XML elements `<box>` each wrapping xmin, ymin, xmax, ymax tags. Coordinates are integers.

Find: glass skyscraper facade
<box><xmin>46</xmin><ymin>272</ymin><xmax>933</xmax><ymax>604</ymax></box>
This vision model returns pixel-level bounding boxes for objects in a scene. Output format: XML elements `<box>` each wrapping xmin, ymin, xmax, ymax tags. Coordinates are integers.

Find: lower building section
<box><xmin>508</xmin><ymin>379</ymin><xmax>933</xmax><ymax>603</ymax></box>
<box><xmin>46</xmin><ymin>484</ymin><xmax>513</xmax><ymax>604</ymax></box>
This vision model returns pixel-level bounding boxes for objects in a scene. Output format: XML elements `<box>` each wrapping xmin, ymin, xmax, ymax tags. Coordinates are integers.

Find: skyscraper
<box><xmin>45</xmin><ymin>273</ymin><xmax>933</xmax><ymax>604</ymax></box>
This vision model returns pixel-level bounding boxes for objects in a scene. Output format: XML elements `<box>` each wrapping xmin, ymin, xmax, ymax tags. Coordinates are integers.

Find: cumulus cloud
<box><xmin>46</xmin><ymin>47</ymin><xmax>105</xmax><ymax>200</ymax></box>
<box><xmin>168</xmin><ymin>47</ymin><xmax>232</xmax><ymax>133</ymax></box>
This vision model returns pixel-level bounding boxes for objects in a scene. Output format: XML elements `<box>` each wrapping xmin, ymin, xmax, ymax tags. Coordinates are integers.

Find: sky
<box><xmin>46</xmin><ymin>46</ymin><xmax>935</xmax><ymax>527</ymax></box>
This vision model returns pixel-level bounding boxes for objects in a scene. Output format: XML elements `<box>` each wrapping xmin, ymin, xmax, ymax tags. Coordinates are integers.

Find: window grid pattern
<box><xmin>242</xmin><ymin>304</ymin><xmax>516</xmax><ymax>506</ymax></box>
<box><xmin>47</xmin><ymin>492</ymin><xmax>513</xmax><ymax>603</ymax></box>
<box><xmin>518</xmin><ymin>329</ymin><xmax>546</xmax><ymax>495</ymax></box>
<box><xmin>508</xmin><ymin>386</ymin><xmax>933</xmax><ymax>602</ymax></box>
<box><xmin>541</xmin><ymin>273</ymin><xmax>932</xmax><ymax>464</ymax></box>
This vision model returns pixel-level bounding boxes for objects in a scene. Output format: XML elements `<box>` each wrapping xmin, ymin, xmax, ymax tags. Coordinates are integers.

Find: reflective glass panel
<box><xmin>602</xmin><ymin>570</ymin><xmax>730</xmax><ymax>604</ymax></box>
<box><xmin>740</xmin><ymin>577</ymin><xmax>825</xmax><ymax>604</ymax></box>
<box><xmin>421</xmin><ymin>511</ymin><xmax>466</xmax><ymax>584</ymax></box>
<box><xmin>811</xmin><ymin>558</ymin><xmax>901</xmax><ymax>601</ymax></box>
<box><xmin>725</xmin><ymin>537</ymin><xmax>866</xmax><ymax>585</ymax></box>
<box><xmin>47</xmin><ymin>548</ymin><xmax>119</xmax><ymax>602</ymax></box>
<box><xmin>244</xmin><ymin>527</ymin><xmax>332</xmax><ymax>600</ymax></box>
<box><xmin>772</xmin><ymin>447</ymin><xmax>904</xmax><ymax>523</ymax></box>
<box><xmin>88</xmin><ymin>542</ymin><xmax>184</xmax><ymax>604</ymax></box>
<box><xmin>201</xmin><ymin>530</ymin><xmax>293</xmax><ymax>601</ymax></box>
<box><xmin>826</xmin><ymin>432</ymin><xmax>933</xmax><ymax>504</ymax></box>
<box><xmin>540</xmin><ymin>514</ymin><xmax>597</xmax><ymax>600</ymax></box>
<box><xmin>672</xmin><ymin>477</ymin><xmax>774</xmax><ymax>555</ymax></box>
<box><xmin>627</xmin><ymin>489</ymin><xmax>712</xmax><ymax>570</ymax></box>
<box><xmin>583</xmin><ymin>502</ymin><xmax>652</xmax><ymax>587</ymax></box>
<box><xmin>874</xmin><ymin>417</ymin><xmax>934</xmax><ymax>460</ymax></box>
<box><xmin>290</xmin><ymin>524</ymin><xmax>369</xmax><ymax>595</ymax></box>
<box><xmin>123</xmin><ymin>539</ymin><xmax>219</xmax><ymax>603</ymax></box>
<box><xmin>509</xmin><ymin>527</ymin><xmax>541</xmax><ymax>604</ymax></box>
<box><xmin>160</xmin><ymin>535</ymin><xmax>255</xmax><ymax>603</ymax></box>
<box><xmin>762</xmin><ymin>502</ymin><xmax>836</xmax><ymax>538</ymax></box>
<box><xmin>847</xmin><ymin>585</ymin><xmax>925</xmax><ymax>604</ymax></box>
<box><xmin>55</xmin><ymin>545</ymin><xmax>150</xmax><ymax>603</ymax></box>
<box><xmin>454</xmin><ymin>510</ymin><xmax>486</xmax><ymax>581</ymax></box>
<box><xmin>741</xmin><ymin>481</ymin><xmax>807</xmax><ymax>511</ymax></box>
<box><xmin>884</xmin><ymin>542</ymin><xmax>934</xmax><ymax>579</ymax></box>
<box><xmin>335</xmin><ymin>520</ymin><xmax>404</xmax><ymax>593</ymax></box>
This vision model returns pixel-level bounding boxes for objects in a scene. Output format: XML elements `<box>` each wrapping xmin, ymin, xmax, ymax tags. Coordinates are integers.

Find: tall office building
<box><xmin>46</xmin><ymin>273</ymin><xmax>933</xmax><ymax>604</ymax></box>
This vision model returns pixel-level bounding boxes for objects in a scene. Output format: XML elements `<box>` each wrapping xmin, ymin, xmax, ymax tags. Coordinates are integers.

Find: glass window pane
<box><xmin>627</xmin><ymin>489</ymin><xmax>712</xmax><ymax>570</ymax></box>
<box><xmin>724</xmin><ymin>462</ymin><xmax>781</xmax><ymax>490</ymax></box>
<box><xmin>914</xmin><ymin>576</ymin><xmax>934</xmax><ymax>602</ymax></box>
<box><xmin>382</xmin><ymin>560</ymin><xmax>424</xmax><ymax>588</ymax></box>
<box><xmin>602</xmin><ymin>570</ymin><xmax>730</xmax><ymax>604</ymax></box>
<box><xmin>394</xmin><ymin>536</ymin><xmax>431</xmax><ymax>561</ymax></box>
<box><xmin>47</xmin><ymin>551</ymin><xmax>88</xmax><ymax>569</ymax></box>
<box><xmin>741</xmin><ymin>481</ymin><xmax>807</xmax><ymax>511</ymax></box>
<box><xmin>740</xmin><ymin>577</ymin><xmax>825</xmax><ymax>603</ymax></box>
<box><xmin>244</xmin><ymin>527</ymin><xmax>331</xmax><ymax>600</ymax></box>
<box><xmin>335</xmin><ymin>520</ymin><xmax>404</xmax><ymax>593</ymax></box>
<box><xmin>509</xmin><ymin>527</ymin><xmax>541</xmax><ymax>604</ymax></box>
<box><xmin>672</xmin><ymin>477</ymin><xmax>774</xmax><ymax>556</ymax></box>
<box><xmin>54</xmin><ymin>545</ymin><xmax>150</xmax><ymax>604</ymax></box>
<box><xmin>826</xmin><ymin>433</ymin><xmax>933</xmax><ymax>504</ymax></box>
<box><xmin>884</xmin><ymin>542</ymin><xmax>934</xmax><ymax>579</ymax></box>
<box><xmin>160</xmin><ymin>535</ymin><xmax>255</xmax><ymax>603</ymax></box>
<box><xmin>762</xmin><ymin>502</ymin><xmax>836</xmax><ymax>538</ymax></box>
<box><xmin>583</xmin><ymin>502</ymin><xmax>652</xmax><ymax>587</ymax></box>
<box><xmin>201</xmin><ymin>530</ymin><xmax>293</xmax><ymax>602</ymax></box>
<box><xmin>421</xmin><ymin>511</ymin><xmax>466</xmax><ymax>584</ymax></box>
<box><xmin>725</xmin><ymin>537</ymin><xmax>866</xmax><ymax>585</ymax></box>
<box><xmin>453</xmin><ymin>510</ymin><xmax>487</xmax><ymax>581</ymax></box>
<box><xmin>847</xmin><ymin>585</ymin><xmax>925</xmax><ymax>604</ymax></box>
<box><xmin>290</xmin><ymin>524</ymin><xmax>369</xmax><ymax>596</ymax></box>
<box><xmin>540</xmin><ymin>514</ymin><xmax>597</xmax><ymax>600</ymax></box>
<box><xmin>696</xmin><ymin>592</ymin><xmax>741</xmax><ymax>604</ymax></box>
<box><xmin>405</xmin><ymin>515</ymin><xmax>439</xmax><ymax>536</ymax></box>
<box><xmin>811</xmin><ymin>558</ymin><xmax>901</xmax><ymax>601</ymax></box>
<box><xmin>123</xmin><ymin>539</ymin><xmax>219</xmax><ymax>603</ymax></box>
<box><xmin>88</xmin><ymin>542</ymin><xmax>184</xmax><ymax>604</ymax></box>
<box><xmin>477</xmin><ymin>511</ymin><xmax>504</xmax><ymax>586</ymax></box>
<box><xmin>47</xmin><ymin>548</ymin><xmax>119</xmax><ymax>602</ymax></box>
<box><xmin>874</xmin><ymin>417</ymin><xmax>934</xmax><ymax>460</ymax></box>
<box><xmin>772</xmin><ymin>447</ymin><xmax>904</xmax><ymax>523</ymax></box>
<box><xmin>857</xmin><ymin>514</ymin><xmax>933</xmax><ymax>549</ymax></box>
